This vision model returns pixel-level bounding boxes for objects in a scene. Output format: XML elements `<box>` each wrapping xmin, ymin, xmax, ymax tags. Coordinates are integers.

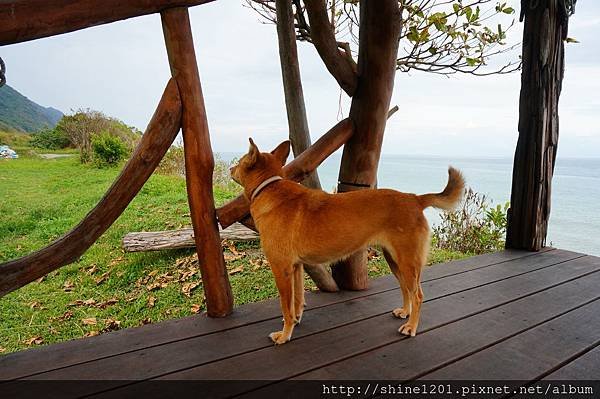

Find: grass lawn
<box><xmin>0</xmin><ymin>150</ymin><xmax>468</xmax><ymax>354</ymax></box>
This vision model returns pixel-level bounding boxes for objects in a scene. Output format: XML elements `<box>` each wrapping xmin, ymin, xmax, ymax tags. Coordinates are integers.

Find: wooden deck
<box><xmin>2</xmin><ymin>248</ymin><xmax>600</xmax><ymax>397</ymax></box>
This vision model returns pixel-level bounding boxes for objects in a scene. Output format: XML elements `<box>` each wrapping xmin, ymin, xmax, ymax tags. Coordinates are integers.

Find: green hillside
<box><xmin>0</xmin><ymin>85</ymin><xmax>63</xmax><ymax>132</ymax></box>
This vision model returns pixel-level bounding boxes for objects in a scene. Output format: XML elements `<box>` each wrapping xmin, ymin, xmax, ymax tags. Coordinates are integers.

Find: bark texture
<box><xmin>506</xmin><ymin>0</ymin><xmax>567</xmax><ymax>251</ymax></box>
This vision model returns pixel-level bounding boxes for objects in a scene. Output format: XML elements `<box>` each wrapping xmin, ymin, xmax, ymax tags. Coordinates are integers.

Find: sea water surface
<box><xmin>219</xmin><ymin>152</ymin><xmax>600</xmax><ymax>257</ymax></box>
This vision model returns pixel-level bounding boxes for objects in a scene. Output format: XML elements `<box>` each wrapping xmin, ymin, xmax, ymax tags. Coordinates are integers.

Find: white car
<box><xmin>0</xmin><ymin>145</ymin><xmax>19</xmax><ymax>159</ymax></box>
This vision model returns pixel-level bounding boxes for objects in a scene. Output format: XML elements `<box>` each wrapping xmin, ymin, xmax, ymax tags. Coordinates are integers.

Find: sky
<box><xmin>2</xmin><ymin>0</ymin><xmax>599</xmax><ymax>158</ymax></box>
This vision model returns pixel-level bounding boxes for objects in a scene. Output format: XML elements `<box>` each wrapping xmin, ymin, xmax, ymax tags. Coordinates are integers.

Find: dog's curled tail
<box><xmin>418</xmin><ymin>166</ymin><xmax>465</xmax><ymax>211</ymax></box>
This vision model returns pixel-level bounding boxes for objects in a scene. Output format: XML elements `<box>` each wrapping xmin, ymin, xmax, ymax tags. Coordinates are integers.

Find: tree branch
<box><xmin>304</xmin><ymin>0</ymin><xmax>358</xmax><ymax>95</ymax></box>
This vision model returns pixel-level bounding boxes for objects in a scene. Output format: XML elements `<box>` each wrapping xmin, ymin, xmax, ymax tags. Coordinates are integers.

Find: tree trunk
<box><xmin>506</xmin><ymin>0</ymin><xmax>567</xmax><ymax>251</ymax></box>
<box><xmin>331</xmin><ymin>0</ymin><xmax>401</xmax><ymax>290</ymax></box>
<box><xmin>275</xmin><ymin>0</ymin><xmax>320</xmax><ymax>189</ymax></box>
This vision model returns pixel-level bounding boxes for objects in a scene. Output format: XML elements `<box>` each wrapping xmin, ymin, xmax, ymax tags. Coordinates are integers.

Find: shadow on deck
<box><xmin>1</xmin><ymin>248</ymin><xmax>600</xmax><ymax>397</ymax></box>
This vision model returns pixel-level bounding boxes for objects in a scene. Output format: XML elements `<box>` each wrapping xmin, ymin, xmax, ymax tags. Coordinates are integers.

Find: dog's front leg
<box><xmin>269</xmin><ymin>264</ymin><xmax>295</xmax><ymax>345</ymax></box>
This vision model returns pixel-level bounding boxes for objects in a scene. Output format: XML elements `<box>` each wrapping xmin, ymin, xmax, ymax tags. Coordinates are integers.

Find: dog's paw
<box><xmin>398</xmin><ymin>323</ymin><xmax>417</xmax><ymax>337</ymax></box>
<box><xmin>392</xmin><ymin>307</ymin><xmax>409</xmax><ymax>319</ymax></box>
<box><xmin>269</xmin><ymin>331</ymin><xmax>290</xmax><ymax>345</ymax></box>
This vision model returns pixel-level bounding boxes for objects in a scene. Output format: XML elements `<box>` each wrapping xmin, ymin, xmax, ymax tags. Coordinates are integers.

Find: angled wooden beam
<box><xmin>216</xmin><ymin>118</ymin><xmax>354</xmax><ymax>229</ymax></box>
<box><xmin>0</xmin><ymin>0</ymin><xmax>215</xmax><ymax>46</ymax></box>
<box><xmin>162</xmin><ymin>7</ymin><xmax>233</xmax><ymax>317</ymax></box>
<box><xmin>0</xmin><ymin>79</ymin><xmax>182</xmax><ymax>297</ymax></box>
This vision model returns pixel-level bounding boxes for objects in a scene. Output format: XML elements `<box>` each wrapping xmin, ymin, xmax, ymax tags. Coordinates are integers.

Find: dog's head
<box><xmin>230</xmin><ymin>138</ymin><xmax>291</xmax><ymax>195</ymax></box>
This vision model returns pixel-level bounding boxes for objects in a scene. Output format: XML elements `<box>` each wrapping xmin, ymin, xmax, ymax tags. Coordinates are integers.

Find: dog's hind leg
<box><xmin>293</xmin><ymin>264</ymin><xmax>305</xmax><ymax>324</ymax></box>
<box><xmin>396</xmin><ymin>239</ymin><xmax>427</xmax><ymax>337</ymax></box>
<box><xmin>269</xmin><ymin>262</ymin><xmax>296</xmax><ymax>345</ymax></box>
<box><xmin>383</xmin><ymin>249</ymin><xmax>411</xmax><ymax>319</ymax></box>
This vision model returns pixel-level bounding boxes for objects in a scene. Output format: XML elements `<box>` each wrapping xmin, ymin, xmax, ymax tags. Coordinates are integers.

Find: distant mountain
<box><xmin>0</xmin><ymin>85</ymin><xmax>63</xmax><ymax>132</ymax></box>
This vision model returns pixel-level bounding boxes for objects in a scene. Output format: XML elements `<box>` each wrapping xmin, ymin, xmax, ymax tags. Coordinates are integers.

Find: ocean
<box><xmin>218</xmin><ymin>152</ymin><xmax>600</xmax><ymax>257</ymax></box>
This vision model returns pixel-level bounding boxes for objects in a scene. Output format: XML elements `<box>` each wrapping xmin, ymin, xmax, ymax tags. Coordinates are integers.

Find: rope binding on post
<box><xmin>0</xmin><ymin>57</ymin><xmax>6</xmax><ymax>87</ymax></box>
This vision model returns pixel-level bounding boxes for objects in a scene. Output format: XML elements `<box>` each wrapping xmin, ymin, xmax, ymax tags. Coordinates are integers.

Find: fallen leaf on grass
<box><xmin>97</xmin><ymin>298</ymin><xmax>118</xmax><ymax>309</ymax></box>
<box><xmin>29</xmin><ymin>301</ymin><xmax>41</xmax><ymax>309</ymax></box>
<box><xmin>147</xmin><ymin>281</ymin><xmax>168</xmax><ymax>291</ymax></box>
<box><xmin>228</xmin><ymin>266</ymin><xmax>244</xmax><ymax>275</ymax></box>
<box><xmin>250</xmin><ymin>258</ymin><xmax>268</xmax><ymax>271</ymax></box>
<box><xmin>109</xmin><ymin>256</ymin><xmax>124</xmax><ymax>267</ymax></box>
<box><xmin>367</xmin><ymin>247</ymin><xmax>380</xmax><ymax>260</ymax></box>
<box><xmin>59</xmin><ymin>311</ymin><xmax>73</xmax><ymax>321</ymax></box>
<box><xmin>224</xmin><ymin>253</ymin><xmax>243</xmax><ymax>261</ymax></box>
<box><xmin>141</xmin><ymin>318</ymin><xmax>152</xmax><ymax>325</ymax></box>
<box><xmin>85</xmin><ymin>264</ymin><xmax>98</xmax><ymax>275</ymax></box>
<box><xmin>181</xmin><ymin>281</ymin><xmax>200</xmax><ymax>297</ymax></box>
<box><xmin>35</xmin><ymin>276</ymin><xmax>45</xmax><ymax>283</ymax></box>
<box><xmin>0</xmin><ymin>346</ymin><xmax>5</xmax><ymax>353</ymax></box>
<box><xmin>179</xmin><ymin>266</ymin><xmax>200</xmax><ymax>282</ymax></box>
<box><xmin>102</xmin><ymin>318</ymin><xmax>121</xmax><ymax>332</ymax></box>
<box><xmin>24</xmin><ymin>336</ymin><xmax>43</xmax><ymax>346</ymax></box>
<box><xmin>82</xmin><ymin>317</ymin><xmax>97</xmax><ymax>326</ymax></box>
<box><xmin>147</xmin><ymin>296</ymin><xmax>156</xmax><ymax>308</ymax></box>
<box><xmin>223</xmin><ymin>240</ymin><xmax>239</xmax><ymax>256</ymax></box>
<box><xmin>84</xmin><ymin>331</ymin><xmax>100</xmax><ymax>337</ymax></box>
<box><xmin>190</xmin><ymin>304</ymin><xmax>202</xmax><ymax>314</ymax></box>
<box><xmin>63</xmin><ymin>280</ymin><xmax>74</xmax><ymax>292</ymax></box>
<box><xmin>94</xmin><ymin>272</ymin><xmax>109</xmax><ymax>285</ymax></box>
<box><xmin>68</xmin><ymin>298</ymin><xmax>96</xmax><ymax>307</ymax></box>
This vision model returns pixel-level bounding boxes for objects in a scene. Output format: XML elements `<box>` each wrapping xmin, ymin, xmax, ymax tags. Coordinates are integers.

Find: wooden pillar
<box><xmin>162</xmin><ymin>8</ymin><xmax>233</xmax><ymax>317</ymax></box>
<box><xmin>331</xmin><ymin>0</ymin><xmax>401</xmax><ymax>290</ymax></box>
<box><xmin>506</xmin><ymin>0</ymin><xmax>568</xmax><ymax>251</ymax></box>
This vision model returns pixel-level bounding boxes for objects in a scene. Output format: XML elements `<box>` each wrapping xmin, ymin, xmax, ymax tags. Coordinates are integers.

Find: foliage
<box><xmin>56</xmin><ymin>109</ymin><xmax>140</xmax><ymax>163</ymax></box>
<box><xmin>433</xmin><ymin>188</ymin><xmax>509</xmax><ymax>254</ymax></box>
<box><xmin>247</xmin><ymin>0</ymin><xmax>519</xmax><ymax>76</ymax></box>
<box><xmin>0</xmin><ymin>130</ymin><xmax>31</xmax><ymax>148</ymax></box>
<box><xmin>91</xmin><ymin>132</ymin><xmax>130</xmax><ymax>167</ymax></box>
<box><xmin>30</xmin><ymin>128</ymin><xmax>71</xmax><ymax>150</ymax></box>
<box><xmin>156</xmin><ymin>146</ymin><xmax>186</xmax><ymax>176</ymax></box>
<box><xmin>0</xmin><ymin>153</ymin><xmax>467</xmax><ymax>353</ymax></box>
<box><xmin>157</xmin><ymin>147</ymin><xmax>242</xmax><ymax>194</ymax></box>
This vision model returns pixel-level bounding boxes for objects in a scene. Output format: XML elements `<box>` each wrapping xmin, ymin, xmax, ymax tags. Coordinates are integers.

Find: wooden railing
<box><xmin>0</xmin><ymin>0</ymin><xmax>353</xmax><ymax>317</ymax></box>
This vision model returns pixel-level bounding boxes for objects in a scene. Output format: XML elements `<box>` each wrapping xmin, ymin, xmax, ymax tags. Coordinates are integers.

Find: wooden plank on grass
<box><xmin>122</xmin><ymin>223</ymin><xmax>258</xmax><ymax>252</ymax></box>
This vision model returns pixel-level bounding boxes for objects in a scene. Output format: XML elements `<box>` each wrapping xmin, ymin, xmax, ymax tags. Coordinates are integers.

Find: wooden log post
<box><xmin>331</xmin><ymin>0</ymin><xmax>401</xmax><ymax>290</ymax></box>
<box><xmin>0</xmin><ymin>79</ymin><xmax>182</xmax><ymax>297</ymax></box>
<box><xmin>0</xmin><ymin>0</ymin><xmax>216</xmax><ymax>45</ymax></box>
<box><xmin>162</xmin><ymin>8</ymin><xmax>233</xmax><ymax>317</ymax></box>
<box><xmin>506</xmin><ymin>0</ymin><xmax>568</xmax><ymax>251</ymax></box>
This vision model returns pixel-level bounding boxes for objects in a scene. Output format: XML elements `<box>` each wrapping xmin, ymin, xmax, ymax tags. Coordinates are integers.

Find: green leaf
<box><xmin>466</xmin><ymin>57</ymin><xmax>479</xmax><ymax>66</ymax></box>
<box><xmin>503</xmin><ymin>7</ymin><xmax>514</xmax><ymax>14</ymax></box>
<box><xmin>453</xmin><ymin>3</ymin><xmax>460</xmax><ymax>14</ymax></box>
<box><xmin>566</xmin><ymin>37</ymin><xmax>580</xmax><ymax>43</ymax></box>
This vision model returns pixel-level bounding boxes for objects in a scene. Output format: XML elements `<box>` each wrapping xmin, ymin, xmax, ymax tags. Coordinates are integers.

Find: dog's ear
<box><xmin>247</xmin><ymin>137</ymin><xmax>259</xmax><ymax>165</ymax></box>
<box><xmin>271</xmin><ymin>140</ymin><xmax>291</xmax><ymax>166</ymax></box>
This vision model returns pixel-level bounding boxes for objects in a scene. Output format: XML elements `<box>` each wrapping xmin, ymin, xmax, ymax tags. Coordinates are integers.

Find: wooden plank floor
<box><xmin>1</xmin><ymin>248</ymin><xmax>600</xmax><ymax>398</ymax></box>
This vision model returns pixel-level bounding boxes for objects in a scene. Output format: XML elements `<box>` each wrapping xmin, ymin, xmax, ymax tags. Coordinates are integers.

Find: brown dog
<box><xmin>230</xmin><ymin>139</ymin><xmax>465</xmax><ymax>344</ymax></box>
